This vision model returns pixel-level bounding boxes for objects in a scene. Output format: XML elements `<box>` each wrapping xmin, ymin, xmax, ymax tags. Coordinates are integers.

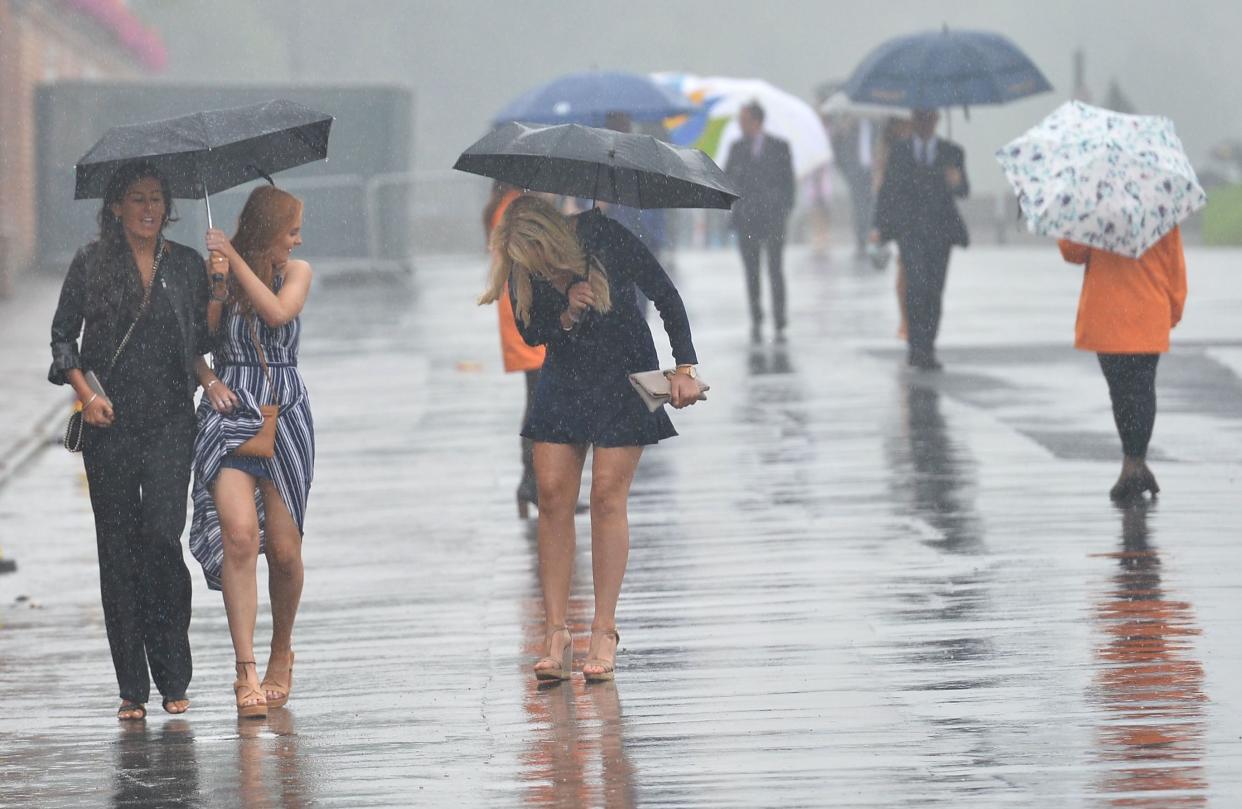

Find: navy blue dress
<box><xmin>516</xmin><ymin>208</ymin><xmax>698</xmax><ymax>447</ymax></box>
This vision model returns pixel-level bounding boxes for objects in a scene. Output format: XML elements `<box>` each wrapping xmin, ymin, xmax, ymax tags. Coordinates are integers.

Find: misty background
<box><xmin>135</xmin><ymin>0</ymin><xmax>1242</xmax><ymax>193</ymax></box>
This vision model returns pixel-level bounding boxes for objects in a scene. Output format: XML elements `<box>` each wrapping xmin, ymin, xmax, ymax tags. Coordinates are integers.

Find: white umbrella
<box><xmin>996</xmin><ymin>101</ymin><xmax>1206</xmax><ymax>258</ymax></box>
<box><xmin>819</xmin><ymin>90</ymin><xmax>905</xmax><ymax>120</ymax></box>
<box><xmin>654</xmin><ymin>73</ymin><xmax>831</xmax><ymax>178</ymax></box>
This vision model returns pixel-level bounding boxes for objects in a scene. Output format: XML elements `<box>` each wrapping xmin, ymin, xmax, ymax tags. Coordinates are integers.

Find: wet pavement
<box><xmin>1</xmin><ymin>244</ymin><xmax>1240</xmax><ymax>807</ymax></box>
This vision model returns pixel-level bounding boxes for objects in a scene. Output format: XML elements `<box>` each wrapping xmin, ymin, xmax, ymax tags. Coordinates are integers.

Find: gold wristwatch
<box><xmin>673</xmin><ymin>364</ymin><xmax>697</xmax><ymax>379</ymax></box>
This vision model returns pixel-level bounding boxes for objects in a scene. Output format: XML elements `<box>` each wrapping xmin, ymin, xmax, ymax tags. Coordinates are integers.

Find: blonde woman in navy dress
<box><xmin>191</xmin><ymin>186</ymin><xmax>314</xmax><ymax>718</ymax></box>
<box><xmin>481</xmin><ymin>195</ymin><xmax>702</xmax><ymax>682</ymax></box>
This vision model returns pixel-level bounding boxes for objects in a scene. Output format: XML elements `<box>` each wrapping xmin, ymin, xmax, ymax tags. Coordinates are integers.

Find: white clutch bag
<box><xmin>627</xmin><ymin>369</ymin><xmax>710</xmax><ymax>412</ymax></box>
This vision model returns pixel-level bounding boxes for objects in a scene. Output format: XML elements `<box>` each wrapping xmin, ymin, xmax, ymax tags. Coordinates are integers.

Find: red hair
<box><xmin>229</xmin><ymin>186</ymin><xmax>303</xmax><ymax>315</ymax></box>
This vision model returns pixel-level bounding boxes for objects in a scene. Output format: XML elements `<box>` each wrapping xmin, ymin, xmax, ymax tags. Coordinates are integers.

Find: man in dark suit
<box><xmin>725</xmin><ymin>101</ymin><xmax>795</xmax><ymax>343</ymax></box>
<box><xmin>871</xmin><ymin>109</ymin><xmax>969</xmax><ymax>370</ymax></box>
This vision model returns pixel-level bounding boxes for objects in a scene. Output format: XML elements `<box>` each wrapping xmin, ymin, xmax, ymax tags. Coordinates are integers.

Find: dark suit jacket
<box><xmin>873</xmin><ymin>137</ymin><xmax>970</xmax><ymax>250</ymax></box>
<box><xmin>724</xmin><ymin>133</ymin><xmax>795</xmax><ymax>237</ymax></box>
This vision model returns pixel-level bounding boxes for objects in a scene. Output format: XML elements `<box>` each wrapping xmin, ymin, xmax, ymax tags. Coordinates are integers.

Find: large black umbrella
<box><xmin>453</xmin><ymin>122</ymin><xmax>738</xmax><ymax>210</ymax></box>
<box><xmin>74</xmin><ymin>99</ymin><xmax>333</xmax><ymax>225</ymax></box>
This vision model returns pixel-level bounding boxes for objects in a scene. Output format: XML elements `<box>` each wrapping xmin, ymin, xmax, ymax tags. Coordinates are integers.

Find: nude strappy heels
<box><xmin>583</xmin><ymin>628</ymin><xmax>620</xmax><ymax>682</ymax></box>
<box><xmin>533</xmin><ymin>625</ymin><xmax>572</xmax><ymax>681</ymax></box>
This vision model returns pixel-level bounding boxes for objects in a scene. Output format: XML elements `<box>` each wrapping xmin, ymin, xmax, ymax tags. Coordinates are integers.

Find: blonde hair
<box><xmin>230</xmin><ymin>186</ymin><xmax>303</xmax><ymax>316</ymax></box>
<box><xmin>479</xmin><ymin>195</ymin><xmax>611</xmax><ymax>324</ymax></box>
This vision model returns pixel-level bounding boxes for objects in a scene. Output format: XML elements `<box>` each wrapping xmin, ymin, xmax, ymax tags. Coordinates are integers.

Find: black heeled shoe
<box><xmin>517</xmin><ymin>473</ymin><xmax>538</xmax><ymax>519</ymax></box>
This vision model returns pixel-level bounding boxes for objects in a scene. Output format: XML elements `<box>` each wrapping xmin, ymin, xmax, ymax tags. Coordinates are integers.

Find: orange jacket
<box><xmin>490</xmin><ymin>191</ymin><xmax>546</xmax><ymax>373</ymax></box>
<box><xmin>1059</xmin><ymin>227</ymin><xmax>1187</xmax><ymax>354</ymax></box>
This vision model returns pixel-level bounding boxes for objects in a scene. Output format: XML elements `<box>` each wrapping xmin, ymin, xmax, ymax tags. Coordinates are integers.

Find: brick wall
<box><xmin>0</xmin><ymin>1</ymin><xmax>143</xmax><ymax>294</ymax></box>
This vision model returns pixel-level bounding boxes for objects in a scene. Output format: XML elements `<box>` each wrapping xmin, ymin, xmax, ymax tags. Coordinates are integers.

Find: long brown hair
<box><xmin>228</xmin><ymin>186</ymin><xmax>303</xmax><ymax>316</ymax></box>
<box><xmin>479</xmin><ymin>195</ymin><xmax>611</xmax><ymax>324</ymax></box>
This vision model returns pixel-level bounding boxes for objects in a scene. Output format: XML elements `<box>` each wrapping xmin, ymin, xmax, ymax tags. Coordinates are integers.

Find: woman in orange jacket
<box><xmin>483</xmin><ymin>181</ymin><xmax>546</xmax><ymax>517</ymax></box>
<box><xmin>1058</xmin><ymin>227</ymin><xmax>1187</xmax><ymax>501</ymax></box>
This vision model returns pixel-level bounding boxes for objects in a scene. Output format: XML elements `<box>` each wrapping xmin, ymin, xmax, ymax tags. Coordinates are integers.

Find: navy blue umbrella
<box><xmin>845</xmin><ymin>28</ymin><xmax>1052</xmax><ymax>109</ymax></box>
<box><xmin>494</xmin><ymin>71</ymin><xmax>694</xmax><ymax>127</ymax></box>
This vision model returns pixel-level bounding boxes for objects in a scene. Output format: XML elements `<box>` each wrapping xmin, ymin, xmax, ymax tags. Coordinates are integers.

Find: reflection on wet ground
<box><xmin>1090</xmin><ymin>503</ymin><xmax>1207</xmax><ymax>808</ymax></box>
<box><xmin>1</xmin><ymin>246</ymin><xmax>1240</xmax><ymax>806</ymax></box>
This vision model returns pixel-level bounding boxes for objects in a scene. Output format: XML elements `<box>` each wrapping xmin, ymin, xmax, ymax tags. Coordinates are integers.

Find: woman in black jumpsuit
<box><xmin>481</xmin><ymin>196</ymin><xmax>702</xmax><ymax>682</ymax></box>
<box><xmin>49</xmin><ymin>162</ymin><xmax>211</xmax><ymax>720</ymax></box>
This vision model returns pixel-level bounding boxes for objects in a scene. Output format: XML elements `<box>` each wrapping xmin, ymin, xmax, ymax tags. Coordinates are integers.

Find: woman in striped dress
<box><xmin>191</xmin><ymin>186</ymin><xmax>314</xmax><ymax>718</ymax></box>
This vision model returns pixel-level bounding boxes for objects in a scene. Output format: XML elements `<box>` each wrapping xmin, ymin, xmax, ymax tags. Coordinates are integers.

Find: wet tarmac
<box><xmin>1</xmin><ymin>244</ymin><xmax>1240</xmax><ymax>807</ymax></box>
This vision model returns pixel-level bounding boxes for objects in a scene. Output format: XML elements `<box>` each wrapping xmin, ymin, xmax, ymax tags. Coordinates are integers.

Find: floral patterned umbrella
<box><xmin>996</xmin><ymin>101</ymin><xmax>1206</xmax><ymax>258</ymax></box>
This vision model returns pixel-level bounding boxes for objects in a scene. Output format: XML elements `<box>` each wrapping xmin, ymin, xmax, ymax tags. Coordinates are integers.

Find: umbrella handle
<box><xmin>203</xmin><ymin>188</ymin><xmax>215</xmax><ymax>230</ymax></box>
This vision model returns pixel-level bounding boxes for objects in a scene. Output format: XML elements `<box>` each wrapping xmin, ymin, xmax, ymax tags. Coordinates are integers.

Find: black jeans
<box><xmin>739</xmin><ymin>229</ymin><xmax>787</xmax><ymax>331</ymax></box>
<box><xmin>902</xmin><ymin>241</ymin><xmax>953</xmax><ymax>363</ymax></box>
<box><xmin>1098</xmin><ymin>353</ymin><xmax>1160</xmax><ymax>458</ymax></box>
<box><xmin>82</xmin><ymin>409</ymin><xmax>195</xmax><ymax>704</ymax></box>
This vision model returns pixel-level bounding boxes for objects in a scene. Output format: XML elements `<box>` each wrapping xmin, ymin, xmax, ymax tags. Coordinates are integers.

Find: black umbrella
<box><xmin>74</xmin><ymin>99</ymin><xmax>333</xmax><ymax>226</ymax></box>
<box><xmin>452</xmin><ymin>122</ymin><xmax>738</xmax><ymax>210</ymax></box>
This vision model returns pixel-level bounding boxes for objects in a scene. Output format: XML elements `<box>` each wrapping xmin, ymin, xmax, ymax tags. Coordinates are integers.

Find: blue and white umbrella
<box><xmin>997</xmin><ymin>101</ymin><xmax>1207</xmax><ymax>258</ymax></box>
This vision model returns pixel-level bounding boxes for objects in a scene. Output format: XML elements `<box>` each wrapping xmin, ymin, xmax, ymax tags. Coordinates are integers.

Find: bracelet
<box><xmin>206</xmin><ymin>380</ymin><xmax>219</xmax><ymax>390</ymax></box>
<box><xmin>84</xmin><ymin>393</ymin><xmax>98</xmax><ymax>408</ymax></box>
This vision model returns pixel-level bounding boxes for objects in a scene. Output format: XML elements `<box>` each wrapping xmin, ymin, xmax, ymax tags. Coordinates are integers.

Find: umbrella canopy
<box><xmin>996</xmin><ymin>101</ymin><xmax>1207</xmax><ymax>259</ymax></box>
<box><xmin>655</xmin><ymin>74</ymin><xmax>831</xmax><ymax>178</ymax></box>
<box><xmin>819</xmin><ymin>90</ymin><xmax>908</xmax><ymax>121</ymax></box>
<box><xmin>494</xmin><ymin>71</ymin><xmax>694</xmax><ymax>127</ymax></box>
<box><xmin>452</xmin><ymin>122</ymin><xmax>739</xmax><ymax>210</ymax></box>
<box><xmin>74</xmin><ymin>99</ymin><xmax>333</xmax><ymax>200</ymax></box>
<box><xmin>845</xmin><ymin>28</ymin><xmax>1051</xmax><ymax>109</ymax></box>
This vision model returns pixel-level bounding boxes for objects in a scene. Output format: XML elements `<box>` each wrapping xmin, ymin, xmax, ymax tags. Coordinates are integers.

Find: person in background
<box><xmin>804</xmin><ymin>112</ymin><xmax>834</xmax><ymax>258</ymax></box>
<box><xmin>830</xmin><ymin>113</ymin><xmax>877</xmax><ymax>258</ymax></box>
<box><xmin>191</xmin><ymin>186</ymin><xmax>315</xmax><ymax>719</ymax></box>
<box><xmin>479</xmin><ymin>196</ymin><xmax>702</xmax><ymax>683</ymax></box>
<box><xmin>872</xmin><ymin>116</ymin><xmax>914</xmax><ymax>337</ymax></box>
<box><xmin>48</xmin><ymin>161</ymin><xmax>210</xmax><ymax>721</ymax></box>
<box><xmin>871</xmin><ymin>109</ymin><xmax>969</xmax><ymax>370</ymax></box>
<box><xmin>1058</xmin><ymin>229</ymin><xmax>1187</xmax><ymax>500</ymax></box>
<box><xmin>724</xmin><ymin>101</ymin><xmax>796</xmax><ymax>343</ymax></box>
<box><xmin>483</xmin><ymin>180</ymin><xmax>546</xmax><ymax>517</ymax></box>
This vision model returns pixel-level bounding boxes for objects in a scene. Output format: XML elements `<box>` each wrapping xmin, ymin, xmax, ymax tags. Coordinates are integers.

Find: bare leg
<box><xmin>259</xmin><ymin>479</ymin><xmax>303</xmax><ymax>701</ymax></box>
<box><xmin>213</xmin><ymin>469</ymin><xmax>264</xmax><ymax>709</ymax></box>
<box><xmin>584</xmin><ymin>445</ymin><xmax>643</xmax><ymax>676</ymax></box>
<box><xmin>532</xmin><ymin>442</ymin><xmax>587</xmax><ymax>672</ymax></box>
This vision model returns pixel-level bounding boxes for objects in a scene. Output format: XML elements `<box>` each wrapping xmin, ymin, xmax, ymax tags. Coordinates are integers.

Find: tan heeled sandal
<box><xmin>234</xmin><ymin>661</ymin><xmax>268</xmax><ymax>719</ymax></box>
<box><xmin>583</xmin><ymin>628</ymin><xmax>620</xmax><ymax>682</ymax></box>
<box><xmin>262</xmin><ymin>651</ymin><xmax>295</xmax><ymax>709</ymax></box>
<box><xmin>533</xmin><ymin>625</ymin><xmax>572</xmax><ymax>681</ymax></box>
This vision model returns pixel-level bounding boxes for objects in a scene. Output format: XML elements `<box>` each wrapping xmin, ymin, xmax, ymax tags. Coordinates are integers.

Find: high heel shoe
<box><xmin>1139</xmin><ymin>462</ymin><xmax>1160</xmax><ymax>497</ymax></box>
<box><xmin>234</xmin><ymin>661</ymin><xmax>267</xmax><ymax>719</ymax></box>
<box><xmin>583</xmin><ymin>628</ymin><xmax>620</xmax><ymax>682</ymax></box>
<box><xmin>517</xmin><ymin>473</ymin><xmax>538</xmax><ymax>519</ymax></box>
<box><xmin>261</xmin><ymin>651</ymin><xmax>294</xmax><ymax>709</ymax></box>
<box><xmin>533</xmin><ymin>625</ymin><xmax>572</xmax><ymax>681</ymax></box>
<box><xmin>1111</xmin><ymin>456</ymin><xmax>1160</xmax><ymax>502</ymax></box>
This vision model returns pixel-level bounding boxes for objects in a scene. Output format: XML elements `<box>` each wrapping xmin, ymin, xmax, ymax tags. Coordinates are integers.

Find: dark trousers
<box><xmin>901</xmin><ymin>241</ymin><xmax>953</xmax><ymax>363</ymax></box>
<box><xmin>82</xmin><ymin>410</ymin><xmax>195</xmax><ymax>704</ymax></box>
<box><xmin>1098</xmin><ymin>353</ymin><xmax>1160</xmax><ymax>458</ymax></box>
<box><xmin>739</xmin><ymin>228</ymin><xmax>787</xmax><ymax>331</ymax></box>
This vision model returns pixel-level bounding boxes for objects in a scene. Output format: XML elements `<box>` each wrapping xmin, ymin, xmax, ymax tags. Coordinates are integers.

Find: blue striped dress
<box><xmin>189</xmin><ymin>276</ymin><xmax>314</xmax><ymax>590</ymax></box>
